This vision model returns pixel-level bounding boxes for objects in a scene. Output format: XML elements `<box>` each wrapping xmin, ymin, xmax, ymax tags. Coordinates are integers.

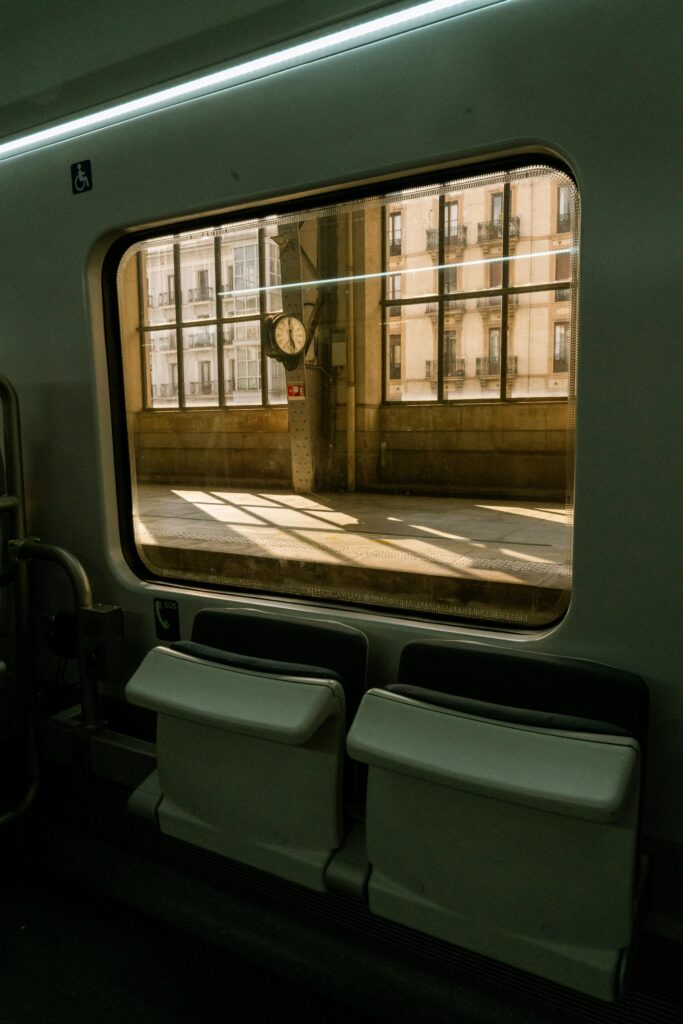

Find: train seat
<box><xmin>188</xmin><ymin>607</ymin><xmax>368</xmax><ymax>725</ymax></box>
<box><xmin>126</xmin><ymin>611</ymin><xmax>368</xmax><ymax>892</ymax></box>
<box><xmin>346</xmin><ymin>642</ymin><xmax>648</xmax><ymax>1001</ymax></box>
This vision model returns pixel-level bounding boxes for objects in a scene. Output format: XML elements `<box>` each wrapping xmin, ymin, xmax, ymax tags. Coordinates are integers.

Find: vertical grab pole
<box><xmin>0</xmin><ymin>374</ymin><xmax>36</xmax><ymax>826</ymax></box>
<box><xmin>0</xmin><ymin>375</ymin><xmax>28</xmax><ymax>634</ymax></box>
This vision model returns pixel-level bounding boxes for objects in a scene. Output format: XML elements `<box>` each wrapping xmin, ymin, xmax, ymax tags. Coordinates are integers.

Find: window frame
<box><xmin>136</xmin><ymin>229</ymin><xmax>285</xmax><ymax>410</ymax></box>
<box><xmin>104</xmin><ymin>154</ymin><xmax>577</xmax><ymax>627</ymax></box>
<box><xmin>381</xmin><ymin>168</ymin><xmax>577</xmax><ymax>405</ymax></box>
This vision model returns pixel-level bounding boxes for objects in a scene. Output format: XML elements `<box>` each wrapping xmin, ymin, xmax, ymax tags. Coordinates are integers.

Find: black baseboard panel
<box><xmin>7</xmin><ymin>775</ymin><xmax>681</xmax><ymax>1024</ymax></box>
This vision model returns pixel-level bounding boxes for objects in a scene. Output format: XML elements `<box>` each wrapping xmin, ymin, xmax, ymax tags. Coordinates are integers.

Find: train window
<box><xmin>113</xmin><ymin>163</ymin><xmax>578</xmax><ymax>627</ymax></box>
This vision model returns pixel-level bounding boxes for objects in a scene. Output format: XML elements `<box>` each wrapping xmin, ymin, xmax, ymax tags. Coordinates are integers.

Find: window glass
<box><xmin>115</xmin><ymin>163</ymin><xmax>577</xmax><ymax>626</ymax></box>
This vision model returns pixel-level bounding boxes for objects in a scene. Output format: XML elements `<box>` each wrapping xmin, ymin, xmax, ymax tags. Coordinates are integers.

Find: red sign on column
<box><xmin>287</xmin><ymin>383</ymin><xmax>305</xmax><ymax>400</ymax></box>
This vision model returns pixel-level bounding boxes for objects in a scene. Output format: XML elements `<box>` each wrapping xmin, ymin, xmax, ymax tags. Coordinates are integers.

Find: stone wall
<box><xmin>133</xmin><ymin>407</ymin><xmax>291</xmax><ymax>487</ymax></box>
<box><xmin>370</xmin><ymin>400</ymin><xmax>571</xmax><ymax>499</ymax></box>
<box><xmin>132</xmin><ymin>400</ymin><xmax>571</xmax><ymax>500</ymax></box>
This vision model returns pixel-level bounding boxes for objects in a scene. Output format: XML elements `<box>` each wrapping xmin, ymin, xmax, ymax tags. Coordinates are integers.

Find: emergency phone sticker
<box><xmin>287</xmin><ymin>382</ymin><xmax>305</xmax><ymax>400</ymax></box>
<box><xmin>154</xmin><ymin>598</ymin><xmax>180</xmax><ymax>641</ymax></box>
<box><xmin>71</xmin><ymin>160</ymin><xmax>93</xmax><ymax>194</ymax></box>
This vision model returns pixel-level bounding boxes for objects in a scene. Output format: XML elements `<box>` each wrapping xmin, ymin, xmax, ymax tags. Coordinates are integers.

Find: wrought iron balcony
<box><xmin>151</xmin><ymin>383</ymin><xmax>178</xmax><ymax>398</ymax></box>
<box><xmin>554</xmin><ymin>288</ymin><xmax>571</xmax><ymax>302</ymax></box>
<box><xmin>475</xmin><ymin>355</ymin><xmax>518</xmax><ymax>377</ymax></box>
<box><xmin>425</xmin><ymin>225</ymin><xmax>468</xmax><ymax>252</ymax></box>
<box><xmin>477</xmin><ymin>216</ymin><xmax>520</xmax><ymax>244</ymax></box>
<box><xmin>425</xmin><ymin>357</ymin><xmax>466</xmax><ymax>380</ymax></box>
<box><xmin>445</xmin><ymin>224</ymin><xmax>467</xmax><ymax>246</ymax></box>
<box><xmin>476</xmin><ymin>294</ymin><xmax>519</xmax><ymax>311</ymax></box>
<box><xmin>424</xmin><ymin>300</ymin><xmax>466</xmax><ymax>316</ymax></box>
<box><xmin>186</xmin><ymin>333</ymin><xmax>213</xmax><ymax>348</ymax></box>
<box><xmin>187</xmin><ymin>286</ymin><xmax>214</xmax><ymax>302</ymax></box>
<box><xmin>185</xmin><ymin>381</ymin><xmax>218</xmax><ymax>397</ymax></box>
<box><xmin>157</xmin><ymin>291</ymin><xmax>175</xmax><ymax>306</ymax></box>
<box><xmin>389</xmin><ymin>241</ymin><xmax>402</xmax><ymax>257</ymax></box>
<box><xmin>150</xmin><ymin>337</ymin><xmax>175</xmax><ymax>352</ymax></box>
<box><xmin>445</xmin><ymin>357</ymin><xmax>466</xmax><ymax>378</ymax></box>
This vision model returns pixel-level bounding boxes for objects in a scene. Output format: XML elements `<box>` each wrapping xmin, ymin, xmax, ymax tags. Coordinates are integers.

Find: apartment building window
<box><xmin>389</xmin><ymin>334</ymin><xmax>402</xmax><ymax>379</ymax></box>
<box><xmin>195</xmin><ymin>269</ymin><xmax>211</xmax><ymax>302</ymax></box>
<box><xmin>489</xmin><ymin>258</ymin><xmax>502</xmax><ymax>289</ymax></box>
<box><xmin>557</xmin><ymin>185</ymin><xmax>572</xmax><ymax>232</ymax></box>
<box><xmin>236</xmin><ymin>344</ymin><xmax>261</xmax><ymax>392</ymax></box>
<box><xmin>388</xmin><ymin>274</ymin><xmax>402</xmax><ymax>316</ymax></box>
<box><xmin>199</xmin><ymin>360</ymin><xmax>213</xmax><ymax>394</ymax></box>
<box><xmin>554</xmin><ymin>322</ymin><xmax>569</xmax><ymax>372</ymax></box>
<box><xmin>162</xmin><ymin>274</ymin><xmax>175</xmax><ymax>306</ymax></box>
<box><xmin>555</xmin><ymin>251</ymin><xmax>571</xmax><ymax>301</ymax></box>
<box><xmin>389</xmin><ymin>212</ymin><xmax>402</xmax><ymax>256</ymax></box>
<box><xmin>444</xmin><ymin>331</ymin><xmax>459</xmax><ymax>376</ymax></box>
<box><xmin>477</xmin><ymin>190</ymin><xmax>516</xmax><ymax>244</ymax></box>
<box><xmin>444</xmin><ymin>201</ymin><xmax>459</xmax><ymax>240</ymax></box>
<box><xmin>488</xmin><ymin>327</ymin><xmax>501</xmax><ymax>371</ymax></box>
<box><xmin>234</xmin><ymin>244</ymin><xmax>259</xmax><ymax>315</ymax></box>
<box><xmin>444</xmin><ymin>265</ymin><xmax>458</xmax><ymax>294</ymax></box>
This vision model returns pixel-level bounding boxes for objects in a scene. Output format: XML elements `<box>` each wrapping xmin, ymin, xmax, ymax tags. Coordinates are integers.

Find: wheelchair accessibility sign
<box><xmin>71</xmin><ymin>160</ymin><xmax>92</xmax><ymax>194</ymax></box>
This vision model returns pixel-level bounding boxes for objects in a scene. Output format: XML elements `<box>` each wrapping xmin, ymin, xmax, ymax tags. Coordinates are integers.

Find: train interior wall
<box><xmin>0</xmin><ymin>0</ymin><xmax>681</xmax><ymax>1021</ymax></box>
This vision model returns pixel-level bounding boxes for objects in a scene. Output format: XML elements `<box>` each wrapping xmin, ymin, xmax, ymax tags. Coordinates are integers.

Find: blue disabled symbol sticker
<box><xmin>71</xmin><ymin>160</ymin><xmax>92</xmax><ymax>194</ymax></box>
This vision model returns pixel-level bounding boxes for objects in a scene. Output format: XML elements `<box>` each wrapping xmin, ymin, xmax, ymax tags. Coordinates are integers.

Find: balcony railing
<box><xmin>475</xmin><ymin>294</ymin><xmax>519</xmax><ymax>311</ymax></box>
<box><xmin>187</xmin><ymin>286</ymin><xmax>214</xmax><ymax>302</ymax></box>
<box><xmin>152</xmin><ymin>383</ymin><xmax>179</xmax><ymax>398</ymax></box>
<box><xmin>477</xmin><ymin>216</ymin><xmax>520</xmax><ymax>244</ymax></box>
<box><xmin>185</xmin><ymin>381</ymin><xmax>218</xmax><ymax>397</ymax></box>
<box><xmin>425</xmin><ymin>358</ymin><xmax>466</xmax><ymax>380</ymax></box>
<box><xmin>425</xmin><ymin>300</ymin><xmax>466</xmax><ymax>317</ymax></box>
<box><xmin>186</xmin><ymin>334</ymin><xmax>214</xmax><ymax>348</ymax></box>
<box><xmin>475</xmin><ymin>355</ymin><xmax>518</xmax><ymax>377</ymax></box>
<box><xmin>150</xmin><ymin>337</ymin><xmax>175</xmax><ymax>352</ymax></box>
<box><xmin>157</xmin><ymin>291</ymin><xmax>174</xmax><ymax>306</ymax></box>
<box><xmin>389</xmin><ymin>241</ymin><xmax>402</xmax><ymax>257</ymax></box>
<box><xmin>444</xmin><ymin>224</ymin><xmax>467</xmax><ymax>246</ymax></box>
<box><xmin>554</xmin><ymin>287</ymin><xmax>571</xmax><ymax>302</ymax></box>
<box><xmin>425</xmin><ymin>225</ymin><xmax>468</xmax><ymax>252</ymax></box>
<box><xmin>445</xmin><ymin>357</ymin><xmax>466</xmax><ymax>377</ymax></box>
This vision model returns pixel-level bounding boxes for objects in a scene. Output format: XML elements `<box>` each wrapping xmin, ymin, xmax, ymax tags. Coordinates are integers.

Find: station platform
<box><xmin>135</xmin><ymin>485</ymin><xmax>571</xmax><ymax>586</ymax></box>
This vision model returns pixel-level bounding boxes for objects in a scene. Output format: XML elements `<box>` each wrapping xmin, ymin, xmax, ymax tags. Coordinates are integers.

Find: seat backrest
<box><xmin>191</xmin><ymin>608</ymin><xmax>368</xmax><ymax>724</ymax></box>
<box><xmin>398</xmin><ymin>641</ymin><xmax>649</xmax><ymax>750</ymax></box>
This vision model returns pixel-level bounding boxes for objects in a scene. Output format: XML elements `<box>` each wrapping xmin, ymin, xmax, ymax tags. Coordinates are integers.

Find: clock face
<box><xmin>273</xmin><ymin>315</ymin><xmax>306</xmax><ymax>357</ymax></box>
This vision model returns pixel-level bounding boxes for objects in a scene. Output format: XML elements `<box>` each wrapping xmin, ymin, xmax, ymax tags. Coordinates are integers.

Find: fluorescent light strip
<box><xmin>0</xmin><ymin>0</ymin><xmax>480</xmax><ymax>160</ymax></box>
<box><xmin>219</xmin><ymin>247</ymin><xmax>576</xmax><ymax>297</ymax></box>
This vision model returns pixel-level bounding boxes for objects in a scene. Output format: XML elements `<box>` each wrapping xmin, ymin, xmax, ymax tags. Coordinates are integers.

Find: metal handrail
<box><xmin>0</xmin><ymin>376</ymin><xmax>104</xmax><ymax>831</ymax></box>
